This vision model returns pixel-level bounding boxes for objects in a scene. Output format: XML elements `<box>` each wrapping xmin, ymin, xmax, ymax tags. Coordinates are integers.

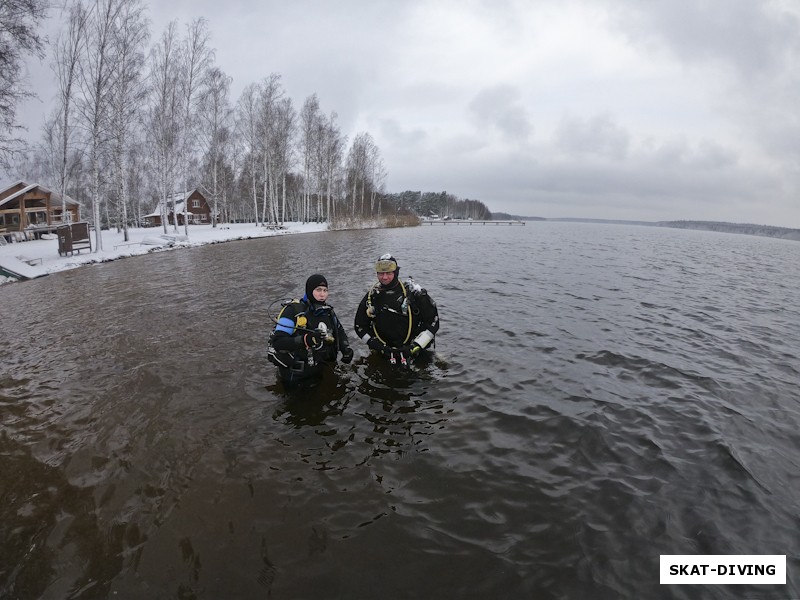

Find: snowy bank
<box><xmin>0</xmin><ymin>222</ymin><xmax>328</xmax><ymax>283</ymax></box>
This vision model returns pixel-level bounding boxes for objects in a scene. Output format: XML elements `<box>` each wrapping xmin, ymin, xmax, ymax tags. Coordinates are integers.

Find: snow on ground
<box><xmin>0</xmin><ymin>222</ymin><xmax>328</xmax><ymax>283</ymax></box>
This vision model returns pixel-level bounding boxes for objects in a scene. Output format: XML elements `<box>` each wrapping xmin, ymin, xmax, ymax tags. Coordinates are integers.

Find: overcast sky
<box><xmin>16</xmin><ymin>0</ymin><xmax>800</xmax><ymax>227</ymax></box>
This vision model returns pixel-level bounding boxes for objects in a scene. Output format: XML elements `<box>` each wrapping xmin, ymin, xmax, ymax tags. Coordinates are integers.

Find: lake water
<box><xmin>1</xmin><ymin>222</ymin><xmax>798</xmax><ymax>599</ymax></box>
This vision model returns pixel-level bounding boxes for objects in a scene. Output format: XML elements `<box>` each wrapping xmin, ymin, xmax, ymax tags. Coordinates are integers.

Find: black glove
<box><xmin>304</xmin><ymin>331</ymin><xmax>323</xmax><ymax>349</ymax></box>
<box><xmin>367</xmin><ymin>337</ymin><xmax>386</xmax><ymax>354</ymax></box>
<box><xmin>340</xmin><ymin>347</ymin><xmax>354</xmax><ymax>364</ymax></box>
<box><xmin>398</xmin><ymin>343</ymin><xmax>420</xmax><ymax>359</ymax></box>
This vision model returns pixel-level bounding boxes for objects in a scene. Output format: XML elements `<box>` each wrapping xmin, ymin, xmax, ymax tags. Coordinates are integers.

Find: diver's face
<box><xmin>377</xmin><ymin>271</ymin><xmax>395</xmax><ymax>285</ymax></box>
<box><xmin>312</xmin><ymin>286</ymin><xmax>328</xmax><ymax>302</ymax></box>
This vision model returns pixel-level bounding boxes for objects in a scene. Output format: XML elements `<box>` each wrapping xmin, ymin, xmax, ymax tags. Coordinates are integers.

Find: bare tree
<box><xmin>257</xmin><ymin>73</ymin><xmax>284</xmax><ymax>225</ymax></box>
<box><xmin>368</xmin><ymin>142</ymin><xmax>386</xmax><ymax>214</ymax></box>
<box><xmin>125</xmin><ymin>135</ymin><xmax>147</xmax><ymax>227</ymax></box>
<box><xmin>38</xmin><ymin>110</ymin><xmax>61</xmax><ymax>186</ymax></box>
<box><xmin>344</xmin><ymin>132</ymin><xmax>384</xmax><ymax>219</ymax></box>
<box><xmin>0</xmin><ymin>0</ymin><xmax>48</xmax><ymax>168</ymax></box>
<box><xmin>108</xmin><ymin>0</ymin><xmax>147</xmax><ymax>240</ymax></box>
<box><xmin>50</xmin><ymin>0</ymin><xmax>89</xmax><ymax>222</ymax></box>
<box><xmin>346</xmin><ymin>132</ymin><xmax>370</xmax><ymax>217</ymax></box>
<box><xmin>78</xmin><ymin>0</ymin><xmax>126</xmax><ymax>251</ymax></box>
<box><xmin>221</xmin><ymin>131</ymin><xmax>240</xmax><ymax>223</ymax></box>
<box><xmin>177</xmin><ymin>17</ymin><xmax>213</xmax><ymax>235</ymax></box>
<box><xmin>147</xmin><ymin>21</ymin><xmax>182</xmax><ymax>234</ymax></box>
<box><xmin>271</xmin><ymin>96</ymin><xmax>295</xmax><ymax>225</ymax></box>
<box><xmin>199</xmin><ymin>66</ymin><xmax>232</xmax><ymax>227</ymax></box>
<box><xmin>309</xmin><ymin>115</ymin><xmax>330</xmax><ymax>221</ymax></box>
<box><xmin>235</xmin><ymin>82</ymin><xmax>261</xmax><ymax>226</ymax></box>
<box><xmin>298</xmin><ymin>94</ymin><xmax>321</xmax><ymax>223</ymax></box>
<box><xmin>322</xmin><ymin>112</ymin><xmax>344</xmax><ymax>222</ymax></box>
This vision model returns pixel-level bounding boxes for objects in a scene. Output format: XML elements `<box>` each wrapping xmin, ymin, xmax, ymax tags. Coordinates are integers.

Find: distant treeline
<box><xmin>385</xmin><ymin>191</ymin><xmax>492</xmax><ymax>220</ymax></box>
<box><xmin>491</xmin><ymin>212</ymin><xmax>546</xmax><ymax>221</ymax></box>
<box><xmin>656</xmin><ymin>220</ymin><xmax>800</xmax><ymax>241</ymax></box>
<box><xmin>482</xmin><ymin>214</ymin><xmax>800</xmax><ymax>242</ymax></box>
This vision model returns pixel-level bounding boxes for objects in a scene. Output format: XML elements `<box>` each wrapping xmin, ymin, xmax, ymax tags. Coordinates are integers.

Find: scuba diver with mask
<box><xmin>268</xmin><ymin>274</ymin><xmax>353</xmax><ymax>385</ymax></box>
<box><xmin>354</xmin><ymin>254</ymin><xmax>439</xmax><ymax>366</ymax></box>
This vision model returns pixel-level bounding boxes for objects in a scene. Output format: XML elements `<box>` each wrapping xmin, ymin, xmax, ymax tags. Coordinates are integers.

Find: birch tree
<box><xmin>50</xmin><ymin>0</ymin><xmax>89</xmax><ymax>222</ymax></box>
<box><xmin>368</xmin><ymin>142</ymin><xmax>386</xmax><ymax>215</ymax></box>
<box><xmin>125</xmin><ymin>136</ymin><xmax>147</xmax><ymax>226</ymax></box>
<box><xmin>322</xmin><ymin>112</ymin><xmax>344</xmax><ymax>222</ymax></box>
<box><xmin>78</xmin><ymin>0</ymin><xmax>125</xmax><ymax>252</ymax></box>
<box><xmin>298</xmin><ymin>94</ymin><xmax>320</xmax><ymax>223</ymax></box>
<box><xmin>147</xmin><ymin>21</ymin><xmax>182</xmax><ymax>234</ymax></box>
<box><xmin>257</xmin><ymin>73</ymin><xmax>284</xmax><ymax>225</ymax></box>
<box><xmin>346</xmin><ymin>132</ymin><xmax>371</xmax><ymax>217</ymax></box>
<box><xmin>222</xmin><ymin>129</ymin><xmax>241</xmax><ymax>223</ymax></box>
<box><xmin>343</xmin><ymin>133</ymin><xmax>384</xmax><ymax>218</ymax></box>
<box><xmin>0</xmin><ymin>0</ymin><xmax>48</xmax><ymax>168</ymax></box>
<box><xmin>177</xmin><ymin>18</ymin><xmax>213</xmax><ymax>235</ymax></box>
<box><xmin>271</xmin><ymin>96</ymin><xmax>295</xmax><ymax>225</ymax></box>
<box><xmin>199</xmin><ymin>66</ymin><xmax>232</xmax><ymax>227</ymax></box>
<box><xmin>310</xmin><ymin>116</ymin><xmax>328</xmax><ymax>220</ymax></box>
<box><xmin>107</xmin><ymin>0</ymin><xmax>147</xmax><ymax>241</ymax></box>
<box><xmin>235</xmin><ymin>83</ymin><xmax>261</xmax><ymax>226</ymax></box>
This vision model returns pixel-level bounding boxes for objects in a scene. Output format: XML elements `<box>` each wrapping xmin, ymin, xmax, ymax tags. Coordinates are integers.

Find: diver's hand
<box><xmin>304</xmin><ymin>331</ymin><xmax>323</xmax><ymax>350</ymax></box>
<box><xmin>340</xmin><ymin>347</ymin><xmax>354</xmax><ymax>364</ymax></box>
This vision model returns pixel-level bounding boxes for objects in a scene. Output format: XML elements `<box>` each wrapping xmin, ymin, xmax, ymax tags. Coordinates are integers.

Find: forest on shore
<box><xmin>2</xmin><ymin>0</ymin><xmax>418</xmax><ymax>245</ymax></box>
<box><xmin>1</xmin><ymin>0</ymin><xmax>497</xmax><ymax>245</ymax></box>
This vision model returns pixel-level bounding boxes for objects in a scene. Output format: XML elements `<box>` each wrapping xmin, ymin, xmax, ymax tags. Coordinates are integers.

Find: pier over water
<box><xmin>421</xmin><ymin>219</ymin><xmax>525</xmax><ymax>225</ymax></box>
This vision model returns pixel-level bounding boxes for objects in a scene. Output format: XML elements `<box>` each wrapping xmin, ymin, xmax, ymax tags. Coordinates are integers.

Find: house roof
<box><xmin>143</xmin><ymin>189</ymin><xmax>208</xmax><ymax>218</ymax></box>
<box><xmin>143</xmin><ymin>199</ymin><xmax>190</xmax><ymax>218</ymax></box>
<box><xmin>166</xmin><ymin>189</ymin><xmax>196</xmax><ymax>203</ymax></box>
<box><xmin>0</xmin><ymin>181</ymin><xmax>80</xmax><ymax>209</ymax></box>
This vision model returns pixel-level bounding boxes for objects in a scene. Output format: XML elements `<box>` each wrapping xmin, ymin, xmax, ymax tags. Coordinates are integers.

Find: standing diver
<box><xmin>354</xmin><ymin>254</ymin><xmax>439</xmax><ymax>366</ymax></box>
<box><xmin>268</xmin><ymin>274</ymin><xmax>353</xmax><ymax>385</ymax></box>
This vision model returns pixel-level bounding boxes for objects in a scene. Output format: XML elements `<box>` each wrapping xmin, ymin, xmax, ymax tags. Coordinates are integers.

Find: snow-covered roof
<box><xmin>144</xmin><ymin>200</ymin><xmax>189</xmax><ymax>218</ymax></box>
<box><xmin>143</xmin><ymin>190</ymin><xmax>206</xmax><ymax>218</ymax></box>
<box><xmin>166</xmin><ymin>189</ymin><xmax>196</xmax><ymax>203</ymax></box>
<box><xmin>0</xmin><ymin>181</ymin><xmax>80</xmax><ymax>209</ymax></box>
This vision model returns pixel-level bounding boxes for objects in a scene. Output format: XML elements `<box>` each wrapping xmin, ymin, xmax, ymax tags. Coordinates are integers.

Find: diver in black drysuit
<box><xmin>268</xmin><ymin>274</ymin><xmax>353</xmax><ymax>384</ymax></box>
<box><xmin>354</xmin><ymin>254</ymin><xmax>439</xmax><ymax>366</ymax></box>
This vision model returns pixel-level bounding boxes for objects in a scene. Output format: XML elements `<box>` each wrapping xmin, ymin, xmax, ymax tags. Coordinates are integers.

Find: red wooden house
<box><xmin>142</xmin><ymin>188</ymin><xmax>213</xmax><ymax>227</ymax></box>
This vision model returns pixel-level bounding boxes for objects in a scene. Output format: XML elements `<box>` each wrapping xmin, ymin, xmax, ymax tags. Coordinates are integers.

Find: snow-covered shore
<box><xmin>0</xmin><ymin>222</ymin><xmax>328</xmax><ymax>284</ymax></box>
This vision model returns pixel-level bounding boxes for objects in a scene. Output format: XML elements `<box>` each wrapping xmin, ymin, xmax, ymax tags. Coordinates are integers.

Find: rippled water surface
<box><xmin>1</xmin><ymin>222</ymin><xmax>798</xmax><ymax>599</ymax></box>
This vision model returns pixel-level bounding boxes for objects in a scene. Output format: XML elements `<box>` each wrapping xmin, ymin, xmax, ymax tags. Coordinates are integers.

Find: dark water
<box><xmin>1</xmin><ymin>223</ymin><xmax>798</xmax><ymax>599</ymax></box>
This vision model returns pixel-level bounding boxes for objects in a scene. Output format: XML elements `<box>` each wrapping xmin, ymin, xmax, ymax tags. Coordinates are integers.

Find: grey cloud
<box><xmin>389</xmin><ymin>133</ymin><xmax>767</xmax><ymax>220</ymax></box>
<box><xmin>468</xmin><ymin>85</ymin><xmax>533</xmax><ymax>142</ymax></box>
<box><xmin>604</xmin><ymin>1</ymin><xmax>800</xmax><ymax>174</ymax></box>
<box><xmin>690</xmin><ymin>140</ymin><xmax>738</xmax><ymax>169</ymax></box>
<box><xmin>378</xmin><ymin>118</ymin><xmax>428</xmax><ymax>151</ymax></box>
<box><xmin>641</xmin><ymin>137</ymin><xmax>738</xmax><ymax>170</ymax></box>
<box><xmin>607</xmin><ymin>0</ymin><xmax>800</xmax><ymax>79</ymax></box>
<box><xmin>554</xmin><ymin>113</ymin><xmax>630</xmax><ymax>159</ymax></box>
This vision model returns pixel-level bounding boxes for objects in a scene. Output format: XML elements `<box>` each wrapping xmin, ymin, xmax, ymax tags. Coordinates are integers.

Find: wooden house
<box><xmin>142</xmin><ymin>189</ymin><xmax>213</xmax><ymax>227</ymax></box>
<box><xmin>0</xmin><ymin>181</ymin><xmax>81</xmax><ymax>236</ymax></box>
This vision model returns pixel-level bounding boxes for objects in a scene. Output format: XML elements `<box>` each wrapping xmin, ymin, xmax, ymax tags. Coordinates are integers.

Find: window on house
<box><xmin>201</xmin><ymin>214</ymin><xmax>207</xmax><ymax>221</ymax></box>
<box><xmin>192</xmin><ymin>200</ymin><xmax>200</xmax><ymax>208</ymax></box>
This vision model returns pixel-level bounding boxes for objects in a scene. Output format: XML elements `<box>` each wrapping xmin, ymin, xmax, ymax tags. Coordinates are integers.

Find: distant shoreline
<box><xmin>488</xmin><ymin>215</ymin><xmax>800</xmax><ymax>242</ymax></box>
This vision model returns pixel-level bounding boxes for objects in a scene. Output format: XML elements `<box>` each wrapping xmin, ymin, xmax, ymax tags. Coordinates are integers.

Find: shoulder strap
<box><xmin>370</xmin><ymin>280</ymin><xmax>414</xmax><ymax>345</ymax></box>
